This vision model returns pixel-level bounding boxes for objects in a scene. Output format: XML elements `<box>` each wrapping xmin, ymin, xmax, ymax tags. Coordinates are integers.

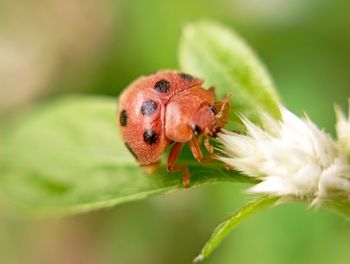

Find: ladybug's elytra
<box><xmin>118</xmin><ymin>70</ymin><xmax>230</xmax><ymax>187</ymax></box>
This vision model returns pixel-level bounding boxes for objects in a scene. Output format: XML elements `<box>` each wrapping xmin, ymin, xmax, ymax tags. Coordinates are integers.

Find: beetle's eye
<box><xmin>210</xmin><ymin>105</ymin><xmax>218</xmax><ymax>115</ymax></box>
<box><xmin>192</xmin><ymin>124</ymin><xmax>202</xmax><ymax>135</ymax></box>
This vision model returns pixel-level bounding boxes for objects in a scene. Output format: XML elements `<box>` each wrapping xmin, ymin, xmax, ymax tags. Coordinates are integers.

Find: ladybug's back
<box><xmin>118</xmin><ymin>71</ymin><xmax>203</xmax><ymax>165</ymax></box>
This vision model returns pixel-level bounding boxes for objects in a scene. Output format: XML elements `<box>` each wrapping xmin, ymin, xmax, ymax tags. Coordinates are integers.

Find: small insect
<box><xmin>118</xmin><ymin>70</ymin><xmax>230</xmax><ymax>187</ymax></box>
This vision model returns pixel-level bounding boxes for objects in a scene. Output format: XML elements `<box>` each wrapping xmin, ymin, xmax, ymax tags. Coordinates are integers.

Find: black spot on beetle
<box><xmin>154</xmin><ymin>79</ymin><xmax>170</xmax><ymax>93</ymax></box>
<box><xmin>179</xmin><ymin>72</ymin><xmax>194</xmax><ymax>82</ymax></box>
<box><xmin>120</xmin><ymin>110</ymin><xmax>128</xmax><ymax>127</ymax></box>
<box><xmin>141</xmin><ymin>100</ymin><xmax>158</xmax><ymax>116</ymax></box>
<box><xmin>143</xmin><ymin>128</ymin><xmax>158</xmax><ymax>145</ymax></box>
<box><xmin>125</xmin><ymin>143</ymin><xmax>138</xmax><ymax>160</ymax></box>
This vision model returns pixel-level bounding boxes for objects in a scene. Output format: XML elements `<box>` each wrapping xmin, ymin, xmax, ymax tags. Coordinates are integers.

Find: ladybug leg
<box><xmin>196</xmin><ymin>133</ymin><xmax>205</xmax><ymax>145</ymax></box>
<box><xmin>189</xmin><ymin>137</ymin><xmax>213</xmax><ymax>163</ymax></box>
<box><xmin>197</xmin><ymin>135</ymin><xmax>214</xmax><ymax>155</ymax></box>
<box><xmin>214</xmin><ymin>94</ymin><xmax>231</xmax><ymax>127</ymax></box>
<box><xmin>204</xmin><ymin>137</ymin><xmax>214</xmax><ymax>154</ymax></box>
<box><xmin>225</xmin><ymin>164</ymin><xmax>234</xmax><ymax>171</ymax></box>
<box><xmin>167</xmin><ymin>142</ymin><xmax>191</xmax><ymax>187</ymax></box>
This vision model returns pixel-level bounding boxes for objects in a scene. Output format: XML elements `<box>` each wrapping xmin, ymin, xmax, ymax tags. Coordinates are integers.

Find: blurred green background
<box><xmin>1</xmin><ymin>0</ymin><xmax>350</xmax><ymax>263</ymax></box>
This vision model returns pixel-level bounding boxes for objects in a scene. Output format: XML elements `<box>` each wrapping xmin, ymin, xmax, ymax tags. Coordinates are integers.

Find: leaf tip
<box><xmin>193</xmin><ymin>253</ymin><xmax>204</xmax><ymax>263</ymax></box>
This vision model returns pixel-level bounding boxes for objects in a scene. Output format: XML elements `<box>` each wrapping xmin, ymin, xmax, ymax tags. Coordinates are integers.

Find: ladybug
<box><xmin>118</xmin><ymin>70</ymin><xmax>230</xmax><ymax>187</ymax></box>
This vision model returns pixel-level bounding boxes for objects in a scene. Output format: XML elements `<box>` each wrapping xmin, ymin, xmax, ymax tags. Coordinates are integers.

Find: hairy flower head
<box><xmin>336</xmin><ymin>100</ymin><xmax>350</xmax><ymax>161</ymax></box>
<box><xmin>218</xmin><ymin>105</ymin><xmax>350</xmax><ymax>205</ymax></box>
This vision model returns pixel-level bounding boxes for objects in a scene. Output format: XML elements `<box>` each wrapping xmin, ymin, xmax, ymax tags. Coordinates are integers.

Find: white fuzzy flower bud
<box><xmin>336</xmin><ymin>100</ymin><xmax>350</xmax><ymax>161</ymax></box>
<box><xmin>218</xmin><ymin>105</ymin><xmax>350</xmax><ymax>205</ymax></box>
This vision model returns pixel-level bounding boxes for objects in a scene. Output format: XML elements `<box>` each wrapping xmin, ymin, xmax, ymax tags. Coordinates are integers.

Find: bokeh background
<box><xmin>1</xmin><ymin>0</ymin><xmax>350</xmax><ymax>263</ymax></box>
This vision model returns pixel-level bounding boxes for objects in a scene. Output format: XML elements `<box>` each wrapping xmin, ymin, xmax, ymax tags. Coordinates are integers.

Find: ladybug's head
<box><xmin>190</xmin><ymin>93</ymin><xmax>231</xmax><ymax>138</ymax></box>
<box><xmin>190</xmin><ymin>103</ymin><xmax>222</xmax><ymax>138</ymax></box>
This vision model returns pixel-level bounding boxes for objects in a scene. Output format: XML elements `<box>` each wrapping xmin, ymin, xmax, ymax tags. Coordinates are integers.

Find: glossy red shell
<box><xmin>117</xmin><ymin>70</ymin><xmax>204</xmax><ymax>165</ymax></box>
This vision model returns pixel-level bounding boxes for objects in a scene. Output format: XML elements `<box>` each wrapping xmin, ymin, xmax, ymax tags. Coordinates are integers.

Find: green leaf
<box><xmin>0</xmin><ymin>96</ymin><xmax>256</xmax><ymax>216</ymax></box>
<box><xmin>179</xmin><ymin>20</ymin><xmax>281</xmax><ymax>124</ymax></box>
<box><xmin>193</xmin><ymin>195</ymin><xmax>279</xmax><ymax>263</ymax></box>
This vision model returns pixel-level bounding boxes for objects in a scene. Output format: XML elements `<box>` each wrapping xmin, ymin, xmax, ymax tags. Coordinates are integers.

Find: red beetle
<box><xmin>118</xmin><ymin>70</ymin><xmax>230</xmax><ymax>187</ymax></box>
